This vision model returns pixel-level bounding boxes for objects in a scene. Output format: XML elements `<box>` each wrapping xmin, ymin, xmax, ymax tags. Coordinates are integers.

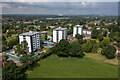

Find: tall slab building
<box><xmin>73</xmin><ymin>25</ymin><xmax>83</xmax><ymax>37</ymax></box>
<box><xmin>53</xmin><ymin>27</ymin><xmax>67</xmax><ymax>43</ymax></box>
<box><xmin>19</xmin><ymin>31</ymin><xmax>41</xmax><ymax>53</ymax></box>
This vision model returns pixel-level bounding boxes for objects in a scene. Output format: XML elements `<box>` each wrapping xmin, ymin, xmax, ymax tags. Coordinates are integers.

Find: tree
<box><xmin>57</xmin><ymin>51</ymin><xmax>68</xmax><ymax>57</ymax></box>
<box><xmin>108</xmin><ymin>24</ymin><xmax>119</xmax><ymax>32</ymax></box>
<box><xmin>97</xmin><ymin>33</ymin><xmax>103</xmax><ymax>41</ymax></box>
<box><xmin>78</xmin><ymin>39</ymin><xmax>84</xmax><ymax>44</ymax></box>
<box><xmin>68</xmin><ymin>41</ymin><xmax>85</xmax><ymax>58</ymax></box>
<box><xmin>75</xmin><ymin>34</ymin><xmax>83</xmax><ymax>39</ymax></box>
<box><xmin>67</xmin><ymin>29</ymin><xmax>72</xmax><ymax>35</ymax></box>
<box><xmin>91</xmin><ymin>29</ymin><xmax>100</xmax><ymax>39</ymax></box>
<box><xmin>101</xmin><ymin>45</ymin><xmax>116</xmax><ymax>59</ymax></box>
<box><xmin>92</xmin><ymin>43</ymin><xmax>99</xmax><ymax>53</ymax></box>
<box><xmin>2</xmin><ymin>62</ymin><xmax>26</xmax><ymax>80</ymax></box>
<box><xmin>8</xmin><ymin>39</ymin><xmax>15</xmax><ymax>49</ymax></box>
<box><xmin>103</xmin><ymin>30</ymin><xmax>108</xmax><ymax>37</ymax></box>
<box><xmin>15</xmin><ymin>44</ymin><xmax>22</xmax><ymax>56</ymax></box>
<box><xmin>15</xmin><ymin>40</ymin><xmax>29</xmax><ymax>56</ymax></box>
<box><xmin>21</xmin><ymin>40</ymin><xmax>29</xmax><ymax>54</ymax></box>
<box><xmin>2</xmin><ymin>40</ymin><xmax>8</xmax><ymax>51</ymax></box>
<box><xmin>2</xmin><ymin>35</ymin><xmax>6</xmax><ymax>41</ymax></box>
<box><xmin>101</xmin><ymin>37</ymin><xmax>110</xmax><ymax>48</ymax></box>
<box><xmin>7</xmin><ymin>36</ymin><xmax>19</xmax><ymax>49</ymax></box>
<box><xmin>82</xmin><ymin>39</ymin><xmax>99</xmax><ymax>53</ymax></box>
<box><xmin>115</xmin><ymin>37</ymin><xmax>120</xmax><ymax>43</ymax></box>
<box><xmin>51</xmin><ymin>39</ymin><xmax>69</xmax><ymax>57</ymax></box>
<box><xmin>44</xmin><ymin>34</ymin><xmax>47</xmax><ymax>40</ymax></box>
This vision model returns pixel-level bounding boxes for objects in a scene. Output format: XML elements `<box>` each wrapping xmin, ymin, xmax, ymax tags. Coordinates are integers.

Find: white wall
<box><xmin>59</xmin><ymin>31</ymin><xmax>62</xmax><ymax>42</ymax></box>
<box><xmin>73</xmin><ymin>26</ymin><xmax>83</xmax><ymax>37</ymax></box>
<box><xmin>53</xmin><ymin>30</ymin><xmax>57</xmax><ymax>42</ymax></box>
<box><xmin>19</xmin><ymin>36</ymin><xmax>23</xmax><ymax>44</ymax></box>
<box><xmin>53</xmin><ymin>29</ymin><xmax>67</xmax><ymax>43</ymax></box>
<box><xmin>26</xmin><ymin>36</ymin><xmax>32</xmax><ymax>53</ymax></box>
<box><xmin>73</xmin><ymin>27</ymin><xmax>77</xmax><ymax>37</ymax></box>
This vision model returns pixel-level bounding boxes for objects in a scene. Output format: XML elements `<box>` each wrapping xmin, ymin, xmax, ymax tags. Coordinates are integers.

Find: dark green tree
<box><xmin>51</xmin><ymin>39</ymin><xmax>69</xmax><ymax>57</ymax></box>
<box><xmin>101</xmin><ymin>45</ymin><xmax>116</xmax><ymax>59</ymax></box>
<box><xmin>78</xmin><ymin>39</ymin><xmax>84</xmax><ymax>44</ymax></box>
<box><xmin>68</xmin><ymin>41</ymin><xmax>85</xmax><ymax>58</ymax></box>
<box><xmin>97</xmin><ymin>33</ymin><xmax>103</xmax><ymax>41</ymax></box>
<box><xmin>2</xmin><ymin>62</ymin><xmax>26</xmax><ymax>80</ymax></box>
<box><xmin>75</xmin><ymin>34</ymin><xmax>83</xmax><ymax>39</ymax></box>
<box><xmin>44</xmin><ymin>34</ymin><xmax>47</xmax><ymax>40</ymax></box>
<box><xmin>91</xmin><ymin>29</ymin><xmax>100</xmax><ymax>39</ymax></box>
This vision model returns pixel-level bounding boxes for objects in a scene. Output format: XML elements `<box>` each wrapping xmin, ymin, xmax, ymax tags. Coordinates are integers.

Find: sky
<box><xmin>2</xmin><ymin>2</ymin><xmax>118</xmax><ymax>16</ymax></box>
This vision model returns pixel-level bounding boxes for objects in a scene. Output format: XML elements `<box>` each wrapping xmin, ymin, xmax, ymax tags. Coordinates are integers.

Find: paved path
<box><xmin>7</xmin><ymin>57</ymin><xmax>22</xmax><ymax>66</ymax></box>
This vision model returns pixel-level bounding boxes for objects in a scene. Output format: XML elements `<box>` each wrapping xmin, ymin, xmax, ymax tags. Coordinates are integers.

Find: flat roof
<box><xmin>53</xmin><ymin>27</ymin><xmax>67</xmax><ymax>31</ymax></box>
<box><xmin>74</xmin><ymin>25</ymin><xmax>83</xmax><ymax>28</ymax></box>
<box><xmin>19</xmin><ymin>31</ymin><xmax>40</xmax><ymax>36</ymax></box>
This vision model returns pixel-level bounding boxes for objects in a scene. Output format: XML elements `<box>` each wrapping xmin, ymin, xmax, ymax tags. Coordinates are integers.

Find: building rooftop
<box><xmin>19</xmin><ymin>31</ymin><xmax>40</xmax><ymax>36</ymax></box>
<box><xmin>74</xmin><ymin>25</ymin><xmax>83</xmax><ymax>28</ymax></box>
<box><xmin>54</xmin><ymin>27</ymin><xmax>67</xmax><ymax>31</ymax></box>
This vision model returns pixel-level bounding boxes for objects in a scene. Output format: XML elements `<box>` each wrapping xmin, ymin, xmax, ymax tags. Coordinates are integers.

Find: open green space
<box><xmin>41</xmin><ymin>35</ymin><xmax>45</xmax><ymax>41</ymax></box>
<box><xmin>28</xmin><ymin>54</ymin><xmax>118</xmax><ymax>78</ymax></box>
<box><xmin>47</xmin><ymin>30</ymin><xmax>52</xmax><ymax>36</ymax></box>
<box><xmin>85</xmin><ymin>53</ymin><xmax>118</xmax><ymax>65</ymax></box>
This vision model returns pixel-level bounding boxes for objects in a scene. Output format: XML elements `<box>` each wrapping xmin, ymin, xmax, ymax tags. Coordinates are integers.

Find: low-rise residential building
<box><xmin>83</xmin><ymin>29</ymin><xmax>92</xmax><ymax>35</ymax></box>
<box><xmin>96</xmin><ymin>26</ymin><xmax>101</xmax><ymax>30</ymax></box>
<box><xmin>115</xmin><ymin>47</ymin><xmax>120</xmax><ymax>57</ymax></box>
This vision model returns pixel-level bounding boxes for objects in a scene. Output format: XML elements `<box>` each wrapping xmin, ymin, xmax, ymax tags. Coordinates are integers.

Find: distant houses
<box><xmin>83</xmin><ymin>29</ymin><xmax>92</xmax><ymax>35</ymax></box>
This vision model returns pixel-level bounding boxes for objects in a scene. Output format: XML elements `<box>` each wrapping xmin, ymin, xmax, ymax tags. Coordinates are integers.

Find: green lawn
<box><xmin>28</xmin><ymin>55</ymin><xmax>118</xmax><ymax>78</ymax></box>
<box><xmin>85</xmin><ymin>53</ymin><xmax>118</xmax><ymax>65</ymax></box>
<box><xmin>47</xmin><ymin>30</ymin><xmax>52</xmax><ymax>36</ymax></box>
<box><xmin>41</xmin><ymin>35</ymin><xmax>45</xmax><ymax>41</ymax></box>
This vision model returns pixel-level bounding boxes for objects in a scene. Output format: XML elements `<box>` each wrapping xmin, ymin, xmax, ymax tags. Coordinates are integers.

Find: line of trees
<box><xmin>50</xmin><ymin>39</ymin><xmax>85</xmax><ymax>58</ymax></box>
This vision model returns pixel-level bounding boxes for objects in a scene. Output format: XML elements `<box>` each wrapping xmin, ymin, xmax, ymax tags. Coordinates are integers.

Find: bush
<box><xmin>101</xmin><ymin>45</ymin><xmax>116</xmax><ymax>59</ymax></box>
<box><xmin>76</xmin><ymin>51</ymin><xmax>85</xmax><ymax>58</ymax></box>
<box><xmin>57</xmin><ymin>51</ymin><xmax>68</xmax><ymax>57</ymax></box>
<box><xmin>75</xmin><ymin>34</ymin><xmax>83</xmax><ymax>39</ymax></box>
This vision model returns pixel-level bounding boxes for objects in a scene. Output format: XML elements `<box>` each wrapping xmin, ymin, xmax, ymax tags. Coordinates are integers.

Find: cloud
<box><xmin>2</xmin><ymin>2</ymin><xmax>118</xmax><ymax>15</ymax></box>
<box><xmin>2</xmin><ymin>0</ymin><xmax>120</xmax><ymax>2</ymax></box>
<box><xmin>18</xmin><ymin>6</ymin><xmax>27</xmax><ymax>8</ymax></box>
<box><xmin>2</xmin><ymin>3</ymin><xmax>12</xmax><ymax>8</ymax></box>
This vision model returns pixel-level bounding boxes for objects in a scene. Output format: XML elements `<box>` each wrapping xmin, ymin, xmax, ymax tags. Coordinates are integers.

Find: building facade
<box><xmin>53</xmin><ymin>27</ymin><xmax>67</xmax><ymax>43</ymax></box>
<box><xmin>19</xmin><ymin>31</ymin><xmax>41</xmax><ymax>53</ymax></box>
<box><xmin>73</xmin><ymin>25</ymin><xmax>83</xmax><ymax>37</ymax></box>
<box><xmin>83</xmin><ymin>29</ymin><xmax>92</xmax><ymax>35</ymax></box>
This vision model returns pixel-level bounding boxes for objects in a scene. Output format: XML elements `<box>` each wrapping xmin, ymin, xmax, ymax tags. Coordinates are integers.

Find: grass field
<box><xmin>28</xmin><ymin>55</ymin><xmax>118</xmax><ymax>78</ymax></box>
<box><xmin>85</xmin><ymin>53</ymin><xmax>118</xmax><ymax>65</ymax></box>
